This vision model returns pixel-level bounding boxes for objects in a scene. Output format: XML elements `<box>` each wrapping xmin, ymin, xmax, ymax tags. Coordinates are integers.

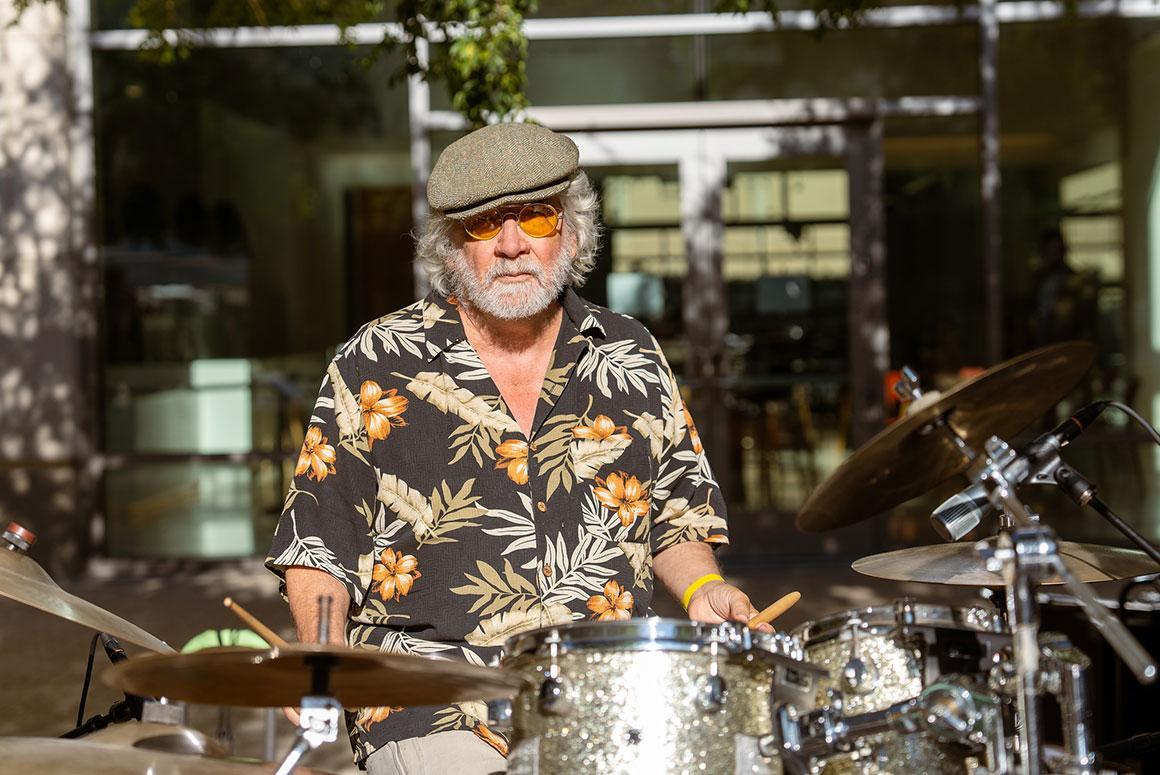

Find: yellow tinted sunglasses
<box><xmin>463</xmin><ymin>203</ymin><xmax>561</xmax><ymax>241</ymax></box>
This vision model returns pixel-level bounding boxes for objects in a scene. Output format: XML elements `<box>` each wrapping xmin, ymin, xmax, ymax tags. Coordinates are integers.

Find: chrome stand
<box><xmin>274</xmin><ymin>696</ymin><xmax>341</xmax><ymax>775</ymax></box>
<box><xmin>274</xmin><ymin>595</ymin><xmax>344</xmax><ymax>775</ymax></box>
<box><xmin>966</xmin><ymin>436</ymin><xmax>1157</xmax><ymax>774</ymax></box>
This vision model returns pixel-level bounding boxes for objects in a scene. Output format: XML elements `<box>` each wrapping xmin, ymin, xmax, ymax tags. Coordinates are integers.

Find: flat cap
<box><xmin>427</xmin><ymin>123</ymin><xmax>579</xmax><ymax>220</ymax></box>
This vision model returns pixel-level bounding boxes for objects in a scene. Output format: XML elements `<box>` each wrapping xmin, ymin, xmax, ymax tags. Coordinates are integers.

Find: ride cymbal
<box><xmin>852</xmin><ymin>541</ymin><xmax>1159</xmax><ymax>586</ymax></box>
<box><xmin>796</xmin><ymin>341</ymin><xmax>1097</xmax><ymax>532</ymax></box>
<box><xmin>0</xmin><ymin>522</ymin><xmax>174</xmax><ymax>654</ymax></box>
<box><xmin>104</xmin><ymin>644</ymin><xmax>527</xmax><ymax>708</ymax></box>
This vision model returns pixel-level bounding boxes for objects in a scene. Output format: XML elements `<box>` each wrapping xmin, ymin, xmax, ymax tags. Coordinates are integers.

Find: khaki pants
<box><xmin>364</xmin><ymin>730</ymin><xmax>507</xmax><ymax>775</ymax></box>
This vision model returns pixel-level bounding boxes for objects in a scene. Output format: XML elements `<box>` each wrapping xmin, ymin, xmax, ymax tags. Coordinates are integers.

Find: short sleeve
<box><xmin>647</xmin><ymin>347</ymin><xmax>730</xmax><ymax>556</ymax></box>
<box><xmin>265</xmin><ymin>357</ymin><xmax>376</xmax><ymax>612</ymax></box>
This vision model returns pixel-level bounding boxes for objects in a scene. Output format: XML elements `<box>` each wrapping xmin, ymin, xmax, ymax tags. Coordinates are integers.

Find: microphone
<box><xmin>100</xmin><ymin>634</ymin><xmax>128</xmax><ymax>664</ymax></box>
<box><xmin>930</xmin><ymin>482</ymin><xmax>992</xmax><ymax>542</ymax></box>
<box><xmin>1031</xmin><ymin>401</ymin><xmax>1109</xmax><ymax>450</ymax></box>
<box><xmin>929</xmin><ymin>401</ymin><xmax>1110</xmax><ymax>541</ymax></box>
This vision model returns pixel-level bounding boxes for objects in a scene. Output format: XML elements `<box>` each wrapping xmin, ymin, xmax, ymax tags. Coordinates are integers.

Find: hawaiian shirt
<box><xmin>265</xmin><ymin>288</ymin><xmax>728</xmax><ymax>766</ymax></box>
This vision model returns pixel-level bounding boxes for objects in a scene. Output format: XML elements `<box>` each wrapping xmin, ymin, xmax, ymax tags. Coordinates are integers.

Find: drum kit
<box><xmin>2</xmin><ymin>341</ymin><xmax>1159</xmax><ymax>774</ymax></box>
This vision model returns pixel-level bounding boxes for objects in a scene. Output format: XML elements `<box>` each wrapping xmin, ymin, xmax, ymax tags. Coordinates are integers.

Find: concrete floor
<box><xmin>0</xmin><ymin>550</ymin><xmax>1139</xmax><ymax>773</ymax></box>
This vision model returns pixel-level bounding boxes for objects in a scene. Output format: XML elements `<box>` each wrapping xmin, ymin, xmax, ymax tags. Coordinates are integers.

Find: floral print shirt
<box><xmin>265</xmin><ymin>289</ymin><xmax>728</xmax><ymax>765</ymax></box>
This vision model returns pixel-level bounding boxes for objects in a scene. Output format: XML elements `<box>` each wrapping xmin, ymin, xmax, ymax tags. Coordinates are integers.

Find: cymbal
<box><xmin>0</xmin><ymin>524</ymin><xmax>175</xmax><ymax>654</ymax></box>
<box><xmin>796</xmin><ymin>342</ymin><xmax>1097</xmax><ymax>532</ymax></box>
<box><xmin>0</xmin><ymin>737</ymin><xmax>330</xmax><ymax>773</ymax></box>
<box><xmin>104</xmin><ymin>644</ymin><xmax>527</xmax><ymax>708</ymax></box>
<box><xmin>852</xmin><ymin>541</ymin><xmax>1159</xmax><ymax>586</ymax></box>
<box><xmin>83</xmin><ymin>720</ymin><xmax>227</xmax><ymax>758</ymax></box>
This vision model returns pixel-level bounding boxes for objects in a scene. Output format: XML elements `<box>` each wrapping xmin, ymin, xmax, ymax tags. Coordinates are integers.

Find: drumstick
<box><xmin>748</xmin><ymin>591</ymin><xmax>802</xmax><ymax>630</ymax></box>
<box><xmin>223</xmin><ymin>597</ymin><xmax>290</xmax><ymax>648</ymax></box>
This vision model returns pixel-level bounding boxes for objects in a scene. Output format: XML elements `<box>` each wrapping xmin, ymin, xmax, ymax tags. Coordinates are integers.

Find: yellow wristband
<box><xmin>681</xmin><ymin>573</ymin><xmax>724</xmax><ymax>610</ymax></box>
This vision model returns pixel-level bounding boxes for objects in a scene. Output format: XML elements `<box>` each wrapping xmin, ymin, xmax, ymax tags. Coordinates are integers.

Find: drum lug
<box><xmin>536</xmin><ymin>631</ymin><xmax>571</xmax><ymax>716</ymax></box>
<box><xmin>840</xmin><ymin>619</ymin><xmax>879</xmax><ymax>696</ymax></box>
<box><xmin>537</xmin><ymin>675</ymin><xmax>570</xmax><ymax>716</ymax></box>
<box><xmin>486</xmin><ymin>698</ymin><xmax>513</xmax><ymax>732</ymax></box>
<box><xmin>694</xmin><ymin>674</ymin><xmax>728</xmax><ymax>712</ymax></box>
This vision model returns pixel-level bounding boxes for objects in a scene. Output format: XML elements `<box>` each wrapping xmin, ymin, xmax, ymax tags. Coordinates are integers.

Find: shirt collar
<box><xmin>421</xmin><ymin>287</ymin><xmax>605</xmax><ymax>362</ymax></box>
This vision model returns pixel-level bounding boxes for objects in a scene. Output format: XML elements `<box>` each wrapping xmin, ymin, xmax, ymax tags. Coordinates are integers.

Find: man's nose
<box><xmin>494</xmin><ymin>217</ymin><xmax>529</xmax><ymax>258</ymax></box>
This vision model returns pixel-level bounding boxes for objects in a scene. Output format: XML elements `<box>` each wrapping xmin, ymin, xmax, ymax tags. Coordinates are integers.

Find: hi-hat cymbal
<box><xmin>0</xmin><ymin>737</ymin><xmax>330</xmax><ymax>774</ymax></box>
<box><xmin>796</xmin><ymin>341</ymin><xmax>1097</xmax><ymax>532</ymax></box>
<box><xmin>0</xmin><ymin>523</ymin><xmax>174</xmax><ymax>654</ymax></box>
<box><xmin>852</xmin><ymin>541</ymin><xmax>1159</xmax><ymax>586</ymax></box>
<box><xmin>104</xmin><ymin>644</ymin><xmax>527</xmax><ymax>708</ymax></box>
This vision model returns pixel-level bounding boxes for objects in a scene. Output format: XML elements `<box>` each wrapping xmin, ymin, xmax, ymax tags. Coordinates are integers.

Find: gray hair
<box><xmin>415</xmin><ymin>171</ymin><xmax>601</xmax><ymax>297</ymax></box>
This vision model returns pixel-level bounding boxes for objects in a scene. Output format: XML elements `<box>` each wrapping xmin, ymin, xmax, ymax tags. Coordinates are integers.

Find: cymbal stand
<box><xmin>1016</xmin><ymin>433</ymin><xmax>1160</xmax><ymax>566</ymax></box>
<box><xmin>962</xmin><ymin>435</ymin><xmax>1158</xmax><ymax>775</ymax></box>
<box><xmin>274</xmin><ymin>597</ymin><xmax>342</xmax><ymax>775</ymax></box>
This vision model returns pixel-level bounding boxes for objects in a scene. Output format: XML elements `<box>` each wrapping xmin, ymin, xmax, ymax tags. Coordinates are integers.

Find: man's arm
<box><xmin>652</xmin><ymin>541</ymin><xmax>772</xmax><ymax>631</ymax></box>
<box><xmin>281</xmin><ymin>567</ymin><xmax>350</xmax><ymax>724</ymax></box>
<box><xmin>285</xmin><ymin>566</ymin><xmax>350</xmax><ymax>646</ymax></box>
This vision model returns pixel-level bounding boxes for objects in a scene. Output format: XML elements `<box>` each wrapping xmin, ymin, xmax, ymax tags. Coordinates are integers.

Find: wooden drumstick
<box><xmin>223</xmin><ymin>596</ymin><xmax>290</xmax><ymax>648</ymax></box>
<box><xmin>748</xmin><ymin>591</ymin><xmax>802</xmax><ymax>630</ymax></box>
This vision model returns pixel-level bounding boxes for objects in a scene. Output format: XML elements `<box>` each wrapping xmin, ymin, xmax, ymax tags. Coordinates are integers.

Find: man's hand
<box><xmin>686</xmin><ymin>579</ymin><xmax>774</xmax><ymax>633</ymax></box>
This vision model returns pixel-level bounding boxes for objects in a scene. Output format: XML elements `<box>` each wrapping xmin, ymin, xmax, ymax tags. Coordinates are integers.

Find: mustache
<box><xmin>485</xmin><ymin>260</ymin><xmax>543</xmax><ymax>282</ymax></box>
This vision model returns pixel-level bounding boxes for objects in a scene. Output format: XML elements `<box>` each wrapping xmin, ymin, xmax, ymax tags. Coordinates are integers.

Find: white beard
<box><xmin>448</xmin><ymin>249</ymin><xmax>572</xmax><ymax>321</ymax></box>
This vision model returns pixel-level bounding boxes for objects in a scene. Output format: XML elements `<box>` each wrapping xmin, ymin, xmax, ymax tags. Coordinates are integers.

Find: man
<box><xmin>266</xmin><ymin>122</ymin><xmax>766</xmax><ymax>774</ymax></box>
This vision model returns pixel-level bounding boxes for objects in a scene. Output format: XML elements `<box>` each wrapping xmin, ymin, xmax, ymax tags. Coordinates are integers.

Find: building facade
<box><xmin>2</xmin><ymin>0</ymin><xmax>1159</xmax><ymax>568</ymax></box>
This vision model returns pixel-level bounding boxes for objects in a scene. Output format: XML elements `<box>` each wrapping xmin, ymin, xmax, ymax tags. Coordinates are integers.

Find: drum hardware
<box><xmin>274</xmin><ymin>695</ymin><xmax>341</xmax><ymax>775</ymax></box>
<box><xmin>0</xmin><ymin>520</ymin><xmax>175</xmax><ymax>654</ymax></box>
<box><xmin>953</xmin><ymin>434</ymin><xmax>1156</xmax><ymax>775</ymax></box>
<box><xmin>694</xmin><ymin>636</ymin><xmax>728</xmax><ymax>713</ymax></box>
<box><xmin>62</xmin><ymin>632</ymin><xmax>150</xmax><ymax>740</ymax></box>
<box><xmin>536</xmin><ymin>630</ymin><xmax>570</xmax><ymax>716</ymax></box>
<box><xmin>769</xmin><ymin>676</ymin><xmax>1008</xmax><ymax>774</ymax></box>
<box><xmin>1038</xmin><ymin>634</ymin><xmax>1096</xmax><ymax>773</ymax></box>
<box><xmin>839</xmin><ymin>618</ymin><xmax>879</xmax><ymax>696</ymax></box>
<box><xmin>486</xmin><ymin>697</ymin><xmax>514</xmax><ymax>731</ymax></box>
<box><xmin>929</xmin><ymin>400</ymin><xmax>1160</xmax><ymax>567</ymax></box>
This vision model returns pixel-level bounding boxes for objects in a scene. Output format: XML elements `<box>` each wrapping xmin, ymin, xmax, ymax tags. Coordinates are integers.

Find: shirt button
<box><xmin>542</xmin><ymin>564</ymin><xmax>553</xmax><ymax>577</ymax></box>
<box><xmin>536</xmin><ymin>501</ymin><xmax>547</xmax><ymax>513</ymax></box>
<box><xmin>529</xmin><ymin>440</ymin><xmax>539</xmax><ymax>451</ymax></box>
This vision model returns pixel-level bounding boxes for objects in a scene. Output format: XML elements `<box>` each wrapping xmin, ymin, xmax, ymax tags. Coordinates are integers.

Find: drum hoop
<box><xmin>791</xmin><ymin>602</ymin><xmax>1005</xmax><ymax>644</ymax></box>
<box><xmin>503</xmin><ymin>618</ymin><xmax>743</xmax><ymax>657</ymax></box>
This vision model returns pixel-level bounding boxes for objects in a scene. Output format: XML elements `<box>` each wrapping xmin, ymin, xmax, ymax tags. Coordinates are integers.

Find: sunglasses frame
<box><xmin>462</xmin><ymin>202</ymin><xmax>561</xmax><ymax>241</ymax></box>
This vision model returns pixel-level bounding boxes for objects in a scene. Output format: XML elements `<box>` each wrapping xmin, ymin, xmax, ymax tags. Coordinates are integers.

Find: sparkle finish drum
<box><xmin>500</xmin><ymin>618</ymin><xmax>825</xmax><ymax>775</ymax></box>
<box><xmin>792</xmin><ymin>601</ymin><xmax>1008</xmax><ymax>775</ymax></box>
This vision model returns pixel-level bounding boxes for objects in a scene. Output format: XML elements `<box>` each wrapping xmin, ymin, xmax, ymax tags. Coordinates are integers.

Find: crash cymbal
<box><xmin>852</xmin><ymin>541</ymin><xmax>1159</xmax><ymax>586</ymax></box>
<box><xmin>796</xmin><ymin>341</ymin><xmax>1097</xmax><ymax>532</ymax></box>
<box><xmin>0</xmin><ymin>522</ymin><xmax>175</xmax><ymax>653</ymax></box>
<box><xmin>0</xmin><ymin>737</ymin><xmax>330</xmax><ymax>774</ymax></box>
<box><xmin>104</xmin><ymin>644</ymin><xmax>527</xmax><ymax>708</ymax></box>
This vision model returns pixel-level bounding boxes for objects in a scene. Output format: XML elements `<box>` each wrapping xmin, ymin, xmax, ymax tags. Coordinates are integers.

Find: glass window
<box><xmin>95</xmin><ymin>45</ymin><xmax>414</xmax><ymax>557</ymax></box>
<box><xmin>706</xmin><ymin>26</ymin><xmax>978</xmax><ymax>101</ymax></box>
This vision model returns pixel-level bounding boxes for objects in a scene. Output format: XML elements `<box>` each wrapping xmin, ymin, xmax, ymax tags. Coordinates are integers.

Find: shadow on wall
<box><xmin>0</xmin><ymin>2</ymin><xmax>101</xmax><ymax>577</ymax></box>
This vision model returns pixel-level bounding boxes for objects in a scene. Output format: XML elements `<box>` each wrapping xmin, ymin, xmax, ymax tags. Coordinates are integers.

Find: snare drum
<box><xmin>499</xmin><ymin>618</ymin><xmax>825</xmax><ymax>775</ymax></box>
<box><xmin>792</xmin><ymin>600</ymin><xmax>1008</xmax><ymax>774</ymax></box>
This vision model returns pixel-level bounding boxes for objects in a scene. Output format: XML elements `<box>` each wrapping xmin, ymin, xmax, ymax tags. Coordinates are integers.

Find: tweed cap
<box><xmin>427</xmin><ymin>123</ymin><xmax>579</xmax><ymax>220</ymax></box>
